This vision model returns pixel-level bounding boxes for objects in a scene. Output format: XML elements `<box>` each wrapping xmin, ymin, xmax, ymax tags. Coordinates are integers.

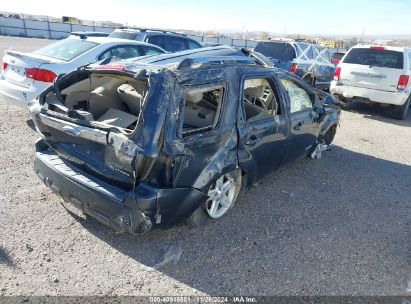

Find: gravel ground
<box><xmin>0</xmin><ymin>36</ymin><xmax>410</xmax><ymax>297</ymax></box>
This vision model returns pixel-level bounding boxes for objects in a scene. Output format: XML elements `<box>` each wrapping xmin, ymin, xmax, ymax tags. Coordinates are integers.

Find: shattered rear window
<box><xmin>254</xmin><ymin>42</ymin><xmax>296</xmax><ymax>61</ymax></box>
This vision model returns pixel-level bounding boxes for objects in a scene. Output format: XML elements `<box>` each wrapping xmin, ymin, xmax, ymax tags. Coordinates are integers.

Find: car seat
<box><xmin>117</xmin><ymin>83</ymin><xmax>144</xmax><ymax>116</ymax></box>
<box><xmin>183</xmin><ymin>92</ymin><xmax>216</xmax><ymax>129</ymax></box>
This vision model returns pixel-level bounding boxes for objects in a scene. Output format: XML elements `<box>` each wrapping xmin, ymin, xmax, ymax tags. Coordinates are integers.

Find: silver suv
<box><xmin>109</xmin><ymin>28</ymin><xmax>202</xmax><ymax>53</ymax></box>
<box><xmin>331</xmin><ymin>45</ymin><xmax>411</xmax><ymax>120</ymax></box>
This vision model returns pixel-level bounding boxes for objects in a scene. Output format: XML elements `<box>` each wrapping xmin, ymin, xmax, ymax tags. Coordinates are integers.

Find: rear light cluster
<box><xmin>334</xmin><ymin>67</ymin><xmax>341</xmax><ymax>81</ymax></box>
<box><xmin>1</xmin><ymin>61</ymin><xmax>8</xmax><ymax>70</ymax></box>
<box><xmin>370</xmin><ymin>45</ymin><xmax>385</xmax><ymax>50</ymax></box>
<box><xmin>25</xmin><ymin>68</ymin><xmax>57</xmax><ymax>83</ymax></box>
<box><xmin>331</xmin><ymin>58</ymin><xmax>340</xmax><ymax>64</ymax></box>
<box><xmin>397</xmin><ymin>75</ymin><xmax>409</xmax><ymax>90</ymax></box>
<box><xmin>289</xmin><ymin>63</ymin><xmax>297</xmax><ymax>74</ymax></box>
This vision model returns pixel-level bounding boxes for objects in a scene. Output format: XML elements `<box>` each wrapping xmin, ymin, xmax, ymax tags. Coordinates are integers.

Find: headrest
<box><xmin>118</xmin><ymin>84</ymin><xmax>142</xmax><ymax>98</ymax></box>
<box><xmin>186</xmin><ymin>92</ymin><xmax>203</xmax><ymax>104</ymax></box>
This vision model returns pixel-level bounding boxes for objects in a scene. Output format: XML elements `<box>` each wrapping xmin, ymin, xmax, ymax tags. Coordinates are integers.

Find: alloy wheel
<box><xmin>205</xmin><ymin>173</ymin><xmax>238</xmax><ymax>219</ymax></box>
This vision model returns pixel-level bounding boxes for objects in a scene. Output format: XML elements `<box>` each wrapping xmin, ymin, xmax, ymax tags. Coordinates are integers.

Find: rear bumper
<box><xmin>330</xmin><ymin>81</ymin><xmax>409</xmax><ymax>106</ymax></box>
<box><xmin>33</xmin><ymin>141</ymin><xmax>207</xmax><ymax>233</ymax></box>
<box><xmin>0</xmin><ymin>78</ymin><xmax>48</xmax><ymax>107</ymax></box>
<box><xmin>314</xmin><ymin>82</ymin><xmax>331</xmax><ymax>91</ymax></box>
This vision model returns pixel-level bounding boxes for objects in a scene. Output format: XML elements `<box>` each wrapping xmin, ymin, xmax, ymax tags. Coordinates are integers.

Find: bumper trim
<box><xmin>330</xmin><ymin>82</ymin><xmax>409</xmax><ymax>106</ymax></box>
<box><xmin>34</xmin><ymin>149</ymin><xmax>152</xmax><ymax>234</ymax></box>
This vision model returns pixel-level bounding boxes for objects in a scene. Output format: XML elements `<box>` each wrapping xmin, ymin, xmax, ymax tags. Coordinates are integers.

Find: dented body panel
<box><xmin>31</xmin><ymin>47</ymin><xmax>340</xmax><ymax>234</ymax></box>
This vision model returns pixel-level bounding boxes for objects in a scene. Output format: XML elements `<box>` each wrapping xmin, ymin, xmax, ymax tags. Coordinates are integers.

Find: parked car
<box><xmin>0</xmin><ymin>36</ymin><xmax>165</xmax><ymax>107</ymax></box>
<box><xmin>29</xmin><ymin>47</ymin><xmax>340</xmax><ymax>234</ymax></box>
<box><xmin>331</xmin><ymin>52</ymin><xmax>345</xmax><ymax>65</ymax></box>
<box><xmin>254</xmin><ymin>39</ymin><xmax>335</xmax><ymax>90</ymax></box>
<box><xmin>109</xmin><ymin>28</ymin><xmax>202</xmax><ymax>52</ymax></box>
<box><xmin>330</xmin><ymin>45</ymin><xmax>411</xmax><ymax>120</ymax></box>
<box><xmin>128</xmin><ymin>45</ymin><xmax>275</xmax><ymax>66</ymax></box>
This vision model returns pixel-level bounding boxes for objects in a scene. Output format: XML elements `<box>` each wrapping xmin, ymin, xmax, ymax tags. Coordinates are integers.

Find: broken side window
<box><xmin>280</xmin><ymin>79</ymin><xmax>313</xmax><ymax>113</ymax></box>
<box><xmin>242</xmin><ymin>77</ymin><xmax>281</xmax><ymax>122</ymax></box>
<box><xmin>181</xmin><ymin>85</ymin><xmax>224</xmax><ymax>137</ymax></box>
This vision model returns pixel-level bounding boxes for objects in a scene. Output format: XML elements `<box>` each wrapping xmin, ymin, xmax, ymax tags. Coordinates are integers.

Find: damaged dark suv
<box><xmin>30</xmin><ymin>47</ymin><xmax>340</xmax><ymax>234</ymax></box>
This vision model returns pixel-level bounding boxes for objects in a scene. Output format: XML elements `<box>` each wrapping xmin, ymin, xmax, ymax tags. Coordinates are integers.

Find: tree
<box><xmin>259</xmin><ymin>31</ymin><xmax>270</xmax><ymax>40</ymax></box>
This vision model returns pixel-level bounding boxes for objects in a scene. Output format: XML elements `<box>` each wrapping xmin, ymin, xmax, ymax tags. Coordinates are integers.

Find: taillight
<box><xmin>1</xmin><ymin>61</ymin><xmax>8</xmax><ymax>70</ymax></box>
<box><xmin>334</xmin><ymin>67</ymin><xmax>341</xmax><ymax>81</ymax></box>
<box><xmin>289</xmin><ymin>63</ymin><xmax>297</xmax><ymax>74</ymax></box>
<box><xmin>397</xmin><ymin>75</ymin><xmax>409</xmax><ymax>90</ymax></box>
<box><xmin>331</xmin><ymin>58</ymin><xmax>340</xmax><ymax>64</ymax></box>
<box><xmin>370</xmin><ymin>46</ymin><xmax>385</xmax><ymax>50</ymax></box>
<box><xmin>25</xmin><ymin>68</ymin><xmax>57</xmax><ymax>82</ymax></box>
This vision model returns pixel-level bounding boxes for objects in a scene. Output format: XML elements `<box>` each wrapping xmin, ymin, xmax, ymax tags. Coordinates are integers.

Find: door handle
<box><xmin>294</xmin><ymin>121</ymin><xmax>304</xmax><ymax>130</ymax></box>
<box><xmin>245</xmin><ymin>134</ymin><xmax>258</xmax><ymax>146</ymax></box>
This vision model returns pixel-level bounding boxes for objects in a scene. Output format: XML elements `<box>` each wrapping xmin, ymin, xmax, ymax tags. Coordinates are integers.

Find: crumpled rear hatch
<box><xmin>30</xmin><ymin>66</ymin><xmax>156</xmax><ymax>190</ymax></box>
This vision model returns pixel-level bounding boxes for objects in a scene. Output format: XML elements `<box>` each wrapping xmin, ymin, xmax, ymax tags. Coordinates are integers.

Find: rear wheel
<box><xmin>390</xmin><ymin>96</ymin><xmax>410</xmax><ymax>120</ymax></box>
<box><xmin>187</xmin><ymin>170</ymin><xmax>242</xmax><ymax>228</ymax></box>
<box><xmin>332</xmin><ymin>94</ymin><xmax>348</xmax><ymax>104</ymax></box>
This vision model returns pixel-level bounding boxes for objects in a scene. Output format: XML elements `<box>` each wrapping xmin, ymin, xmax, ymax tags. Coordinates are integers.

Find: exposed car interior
<box><xmin>44</xmin><ymin>74</ymin><xmax>148</xmax><ymax>134</ymax></box>
<box><xmin>243</xmin><ymin>78</ymin><xmax>280</xmax><ymax>121</ymax></box>
<box><xmin>182</xmin><ymin>85</ymin><xmax>224</xmax><ymax>136</ymax></box>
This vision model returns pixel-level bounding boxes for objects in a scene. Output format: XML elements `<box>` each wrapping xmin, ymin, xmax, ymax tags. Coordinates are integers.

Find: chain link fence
<box><xmin>0</xmin><ymin>16</ymin><xmax>258</xmax><ymax>48</ymax></box>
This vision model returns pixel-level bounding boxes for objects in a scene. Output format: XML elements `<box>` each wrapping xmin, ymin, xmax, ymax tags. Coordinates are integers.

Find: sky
<box><xmin>2</xmin><ymin>0</ymin><xmax>411</xmax><ymax>36</ymax></box>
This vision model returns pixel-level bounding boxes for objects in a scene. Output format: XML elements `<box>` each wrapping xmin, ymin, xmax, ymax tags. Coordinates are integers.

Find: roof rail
<box><xmin>176</xmin><ymin>56</ymin><xmax>254</xmax><ymax>70</ymax></box>
<box><xmin>116</xmin><ymin>27</ymin><xmax>187</xmax><ymax>36</ymax></box>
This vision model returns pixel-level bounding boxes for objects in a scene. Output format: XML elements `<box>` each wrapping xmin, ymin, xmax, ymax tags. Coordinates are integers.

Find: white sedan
<box><xmin>0</xmin><ymin>36</ymin><xmax>165</xmax><ymax>107</ymax></box>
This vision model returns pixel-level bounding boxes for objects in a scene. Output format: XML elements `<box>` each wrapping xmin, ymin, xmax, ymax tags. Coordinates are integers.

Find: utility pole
<box><xmin>361</xmin><ymin>27</ymin><xmax>366</xmax><ymax>43</ymax></box>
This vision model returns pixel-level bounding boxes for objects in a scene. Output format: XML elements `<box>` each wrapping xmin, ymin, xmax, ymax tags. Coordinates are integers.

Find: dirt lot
<box><xmin>0</xmin><ymin>36</ymin><xmax>410</xmax><ymax>297</ymax></box>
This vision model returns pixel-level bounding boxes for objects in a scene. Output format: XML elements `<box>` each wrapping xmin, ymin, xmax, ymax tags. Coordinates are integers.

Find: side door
<box><xmin>237</xmin><ymin>74</ymin><xmax>290</xmax><ymax>183</ymax></box>
<box><xmin>172</xmin><ymin>82</ymin><xmax>239</xmax><ymax>189</ymax></box>
<box><xmin>279</xmin><ymin>77</ymin><xmax>320</xmax><ymax>164</ymax></box>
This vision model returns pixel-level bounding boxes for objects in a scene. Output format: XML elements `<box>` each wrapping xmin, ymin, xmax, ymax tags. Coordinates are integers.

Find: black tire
<box><xmin>307</xmin><ymin>125</ymin><xmax>337</xmax><ymax>157</ymax></box>
<box><xmin>303</xmin><ymin>75</ymin><xmax>314</xmax><ymax>86</ymax></box>
<box><xmin>390</xmin><ymin>96</ymin><xmax>410</xmax><ymax>120</ymax></box>
<box><xmin>332</xmin><ymin>94</ymin><xmax>348</xmax><ymax>107</ymax></box>
<box><xmin>187</xmin><ymin>169</ymin><xmax>242</xmax><ymax>228</ymax></box>
<box><xmin>323</xmin><ymin>125</ymin><xmax>337</xmax><ymax>145</ymax></box>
